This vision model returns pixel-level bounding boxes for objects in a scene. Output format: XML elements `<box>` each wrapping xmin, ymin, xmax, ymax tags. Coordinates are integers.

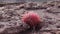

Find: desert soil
<box><xmin>0</xmin><ymin>0</ymin><xmax>60</xmax><ymax>34</ymax></box>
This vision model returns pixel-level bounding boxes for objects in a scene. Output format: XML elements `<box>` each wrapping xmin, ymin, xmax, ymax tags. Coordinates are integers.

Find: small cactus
<box><xmin>21</xmin><ymin>11</ymin><xmax>41</xmax><ymax>27</ymax></box>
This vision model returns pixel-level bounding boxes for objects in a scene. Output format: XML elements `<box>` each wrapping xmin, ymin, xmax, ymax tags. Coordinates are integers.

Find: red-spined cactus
<box><xmin>21</xmin><ymin>11</ymin><xmax>41</xmax><ymax>27</ymax></box>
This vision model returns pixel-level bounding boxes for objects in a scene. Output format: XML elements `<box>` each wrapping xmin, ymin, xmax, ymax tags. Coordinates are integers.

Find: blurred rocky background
<box><xmin>0</xmin><ymin>0</ymin><xmax>60</xmax><ymax>34</ymax></box>
<box><xmin>0</xmin><ymin>0</ymin><xmax>59</xmax><ymax>4</ymax></box>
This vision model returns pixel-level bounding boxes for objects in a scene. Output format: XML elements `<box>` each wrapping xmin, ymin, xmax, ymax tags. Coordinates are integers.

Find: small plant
<box><xmin>21</xmin><ymin>11</ymin><xmax>41</xmax><ymax>27</ymax></box>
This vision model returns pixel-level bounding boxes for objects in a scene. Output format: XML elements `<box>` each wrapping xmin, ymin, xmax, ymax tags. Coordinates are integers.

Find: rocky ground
<box><xmin>0</xmin><ymin>0</ymin><xmax>60</xmax><ymax>34</ymax></box>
